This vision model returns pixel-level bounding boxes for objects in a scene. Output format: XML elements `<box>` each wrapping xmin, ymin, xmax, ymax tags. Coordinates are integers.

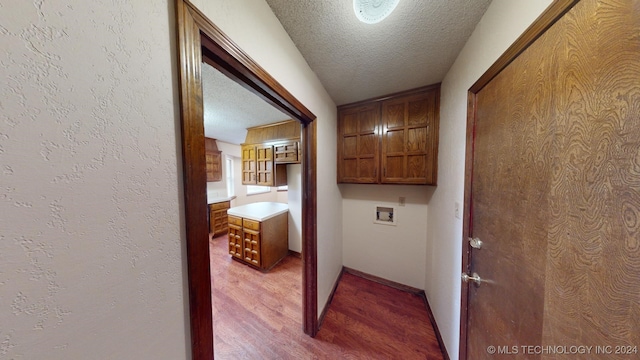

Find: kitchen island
<box><xmin>227</xmin><ymin>202</ymin><xmax>289</xmax><ymax>271</ymax></box>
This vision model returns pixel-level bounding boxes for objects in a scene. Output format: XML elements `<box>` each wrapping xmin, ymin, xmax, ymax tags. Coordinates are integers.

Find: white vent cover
<box><xmin>353</xmin><ymin>0</ymin><xmax>400</xmax><ymax>24</ymax></box>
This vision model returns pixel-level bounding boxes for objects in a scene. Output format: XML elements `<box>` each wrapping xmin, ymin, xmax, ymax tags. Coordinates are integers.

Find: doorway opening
<box><xmin>175</xmin><ymin>1</ymin><xmax>318</xmax><ymax>359</ymax></box>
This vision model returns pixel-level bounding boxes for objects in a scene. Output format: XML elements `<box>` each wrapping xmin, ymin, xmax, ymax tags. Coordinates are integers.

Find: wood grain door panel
<box><xmin>243</xmin><ymin>229</ymin><xmax>261</xmax><ymax>267</ymax></box>
<box><xmin>241</xmin><ymin>145</ymin><xmax>256</xmax><ymax>185</ymax></box>
<box><xmin>381</xmin><ymin>90</ymin><xmax>436</xmax><ymax>184</ymax></box>
<box><xmin>256</xmin><ymin>145</ymin><xmax>274</xmax><ymax>186</ymax></box>
<box><xmin>464</xmin><ymin>0</ymin><xmax>640</xmax><ymax>358</ymax></box>
<box><xmin>228</xmin><ymin>224</ymin><xmax>243</xmax><ymax>259</ymax></box>
<box><xmin>338</xmin><ymin>103</ymin><xmax>380</xmax><ymax>183</ymax></box>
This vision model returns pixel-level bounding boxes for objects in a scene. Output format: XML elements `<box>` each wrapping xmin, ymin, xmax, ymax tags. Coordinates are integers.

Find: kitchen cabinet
<box><xmin>240</xmin><ymin>120</ymin><xmax>301</xmax><ymax>186</ymax></box>
<box><xmin>209</xmin><ymin>200</ymin><xmax>230</xmax><ymax>236</ymax></box>
<box><xmin>241</xmin><ymin>144</ymin><xmax>287</xmax><ymax>186</ymax></box>
<box><xmin>227</xmin><ymin>202</ymin><xmax>289</xmax><ymax>271</ymax></box>
<box><xmin>337</xmin><ymin>103</ymin><xmax>380</xmax><ymax>183</ymax></box>
<box><xmin>274</xmin><ymin>140</ymin><xmax>300</xmax><ymax>163</ymax></box>
<box><xmin>337</xmin><ymin>85</ymin><xmax>440</xmax><ymax>185</ymax></box>
<box><xmin>205</xmin><ymin>137</ymin><xmax>222</xmax><ymax>182</ymax></box>
<box><xmin>241</xmin><ymin>144</ymin><xmax>256</xmax><ymax>184</ymax></box>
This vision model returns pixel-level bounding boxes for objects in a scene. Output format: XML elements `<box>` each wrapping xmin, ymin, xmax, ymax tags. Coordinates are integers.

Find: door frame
<box><xmin>459</xmin><ymin>1</ymin><xmax>580</xmax><ymax>358</ymax></box>
<box><xmin>175</xmin><ymin>1</ymin><xmax>318</xmax><ymax>359</ymax></box>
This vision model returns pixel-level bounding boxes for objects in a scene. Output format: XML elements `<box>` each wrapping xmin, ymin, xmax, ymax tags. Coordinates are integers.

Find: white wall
<box><xmin>0</xmin><ymin>1</ymin><xmax>189</xmax><ymax>359</ymax></box>
<box><xmin>287</xmin><ymin>164</ymin><xmax>302</xmax><ymax>253</ymax></box>
<box><xmin>191</xmin><ymin>0</ymin><xmax>343</xmax><ymax>316</ymax></box>
<box><xmin>425</xmin><ymin>0</ymin><xmax>553</xmax><ymax>358</ymax></box>
<box><xmin>342</xmin><ymin>185</ymin><xmax>434</xmax><ymax>288</ymax></box>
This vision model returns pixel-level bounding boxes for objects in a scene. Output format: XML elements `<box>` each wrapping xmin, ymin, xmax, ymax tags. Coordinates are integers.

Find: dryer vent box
<box><xmin>374</xmin><ymin>205</ymin><xmax>397</xmax><ymax>226</ymax></box>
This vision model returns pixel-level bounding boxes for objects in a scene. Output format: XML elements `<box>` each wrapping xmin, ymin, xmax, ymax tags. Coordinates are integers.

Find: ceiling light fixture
<box><xmin>354</xmin><ymin>0</ymin><xmax>400</xmax><ymax>24</ymax></box>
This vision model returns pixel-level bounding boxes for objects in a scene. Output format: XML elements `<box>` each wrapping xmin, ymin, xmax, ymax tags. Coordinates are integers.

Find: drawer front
<box><xmin>243</xmin><ymin>219</ymin><xmax>261</xmax><ymax>231</ymax></box>
<box><xmin>209</xmin><ymin>201</ymin><xmax>230</xmax><ymax>211</ymax></box>
<box><xmin>228</xmin><ymin>215</ymin><xmax>243</xmax><ymax>226</ymax></box>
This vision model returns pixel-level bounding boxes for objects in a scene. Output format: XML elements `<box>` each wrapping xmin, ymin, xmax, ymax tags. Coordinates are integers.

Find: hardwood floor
<box><xmin>209</xmin><ymin>234</ymin><xmax>444</xmax><ymax>359</ymax></box>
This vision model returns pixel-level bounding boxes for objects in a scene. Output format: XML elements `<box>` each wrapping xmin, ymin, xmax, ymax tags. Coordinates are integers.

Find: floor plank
<box><xmin>210</xmin><ymin>234</ymin><xmax>443</xmax><ymax>359</ymax></box>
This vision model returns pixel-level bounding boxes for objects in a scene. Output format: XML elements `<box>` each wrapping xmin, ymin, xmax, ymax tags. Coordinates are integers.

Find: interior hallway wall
<box><xmin>1</xmin><ymin>0</ymin><xmax>189</xmax><ymax>358</ymax></box>
<box><xmin>425</xmin><ymin>0</ymin><xmax>553</xmax><ymax>358</ymax></box>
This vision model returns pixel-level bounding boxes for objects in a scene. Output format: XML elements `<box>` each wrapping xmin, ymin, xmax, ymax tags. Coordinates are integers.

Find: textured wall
<box><xmin>425</xmin><ymin>0</ymin><xmax>553</xmax><ymax>358</ymax></box>
<box><xmin>0</xmin><ymin>0</ymin><xmax>189</xmax><ymax>358</ymax></box>
<box><xmin>341</xmin><ymin>184</ymin><xmax>434</xmax><ymax>289</ymax></box>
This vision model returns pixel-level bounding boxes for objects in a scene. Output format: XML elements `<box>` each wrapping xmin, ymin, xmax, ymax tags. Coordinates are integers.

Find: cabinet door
<box><xmin>209</xmin><ymin>152</ymin><xmax>222</xmax><ymax>181</ymax></box>
<box><xmin>213</xmin><ymin>209</ymin><xmax>228</xmax><ymax>235</ymax></box>
<box><xmin>205</xmin><ymin>138</ymin><xmax>222</xmax><ymax>182</ymax></box>
<box><xmin>241</xmin><ymin>145</ymin><xmax>256</xmax><ymax>185</ymax></box>
<box><xmin>381</xmin><ymin>89</ymin><xmax>438</xmax><ymax>184</ymax></box>
<box><xmin>337</xmin><ymin>103</ymin><xmax>380</xmax><ymax>183</ymax></box>
<box><xmin>228</xmin><ymin>223</ymin><xmax>243</xmax><ymax>259</ymax></box>
<box><xmin>274</xmin><ymin>141</ymin><xmax>299</xmax><ymax>163</ymax></box>
<box><xmin>243</xmin><ymin>229</ymin><xmax>261</xmax><ymax>267</ymax></box>
<box><xmin>256</xmin><ymin>145</ymin><xmax>274</xmax><ymax>186</ymax></box>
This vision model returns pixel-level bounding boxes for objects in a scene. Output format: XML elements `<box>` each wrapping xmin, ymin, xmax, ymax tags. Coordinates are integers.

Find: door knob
<box><xmin>469</xmin><ymin>237</ymin><xmax>483</xmax><ymax>249</ymax></box>
<box><xmin>461</xmin><ymin>272</ymin><xmax>482</xmax><ymax>286</ymax></box>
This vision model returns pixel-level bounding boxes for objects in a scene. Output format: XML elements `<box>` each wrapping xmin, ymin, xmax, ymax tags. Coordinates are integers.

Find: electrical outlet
<box><xmin>455</xmin><ymin>202</ymin><xmax>461</xmax><ymax>219</ymax></box>
<box><xmin>399</xmin><ymin>197</ymin><xmax>406</xmax><ymax>206</ymax></box>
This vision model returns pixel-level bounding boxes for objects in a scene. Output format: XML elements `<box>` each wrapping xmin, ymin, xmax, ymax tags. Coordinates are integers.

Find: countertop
<box><xmin>207</xmin><ymin>195</ymin><xmax>235</xmax><ymax>205</ymax></box>
<box><xmin>227</xmin><ymin>202</ymin><xmax>288</xmax><ymax>222</ymax></box>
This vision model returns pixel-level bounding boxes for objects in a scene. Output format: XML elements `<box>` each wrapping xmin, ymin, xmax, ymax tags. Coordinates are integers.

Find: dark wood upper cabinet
<box><xmin>337</xmin><ymin>103</ymin><xmax>380</xmax><ymax>183</ymax></box>
<box><xmin>205</xmin><ymin>137</ymin><xmax>222</xmax><ymax>182</ymax></box>
<box><xmin>337</xmin><ymin>85</ymin><xmax>440</xmax><ymax>185</ymax></box>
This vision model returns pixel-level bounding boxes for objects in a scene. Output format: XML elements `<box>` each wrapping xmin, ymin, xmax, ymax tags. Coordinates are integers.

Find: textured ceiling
<box><xmin>202</xmin><ymin>62</ymin><xmax>291</xmax><ymax>145</ymax></box>
<box><xmin>202</xmin><ymin>0</ymin><xmax>492</xmax><ymax>143</ymax></box>
<box><xmin>265</xmin><ymin>0</ymin><xmax>492</xmax><ymax>105</ymax></box>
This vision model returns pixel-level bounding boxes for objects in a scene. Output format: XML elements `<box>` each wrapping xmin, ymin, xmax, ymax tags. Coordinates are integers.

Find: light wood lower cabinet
<box><xmin>209</xmin><ymin>201</ymin><xmax>230</xmax><ymax>236</ymax></box>
<box><xmin>227</xmin><ymin>212</ymin><xmax>288</xmax><ymax>271</ymax></box>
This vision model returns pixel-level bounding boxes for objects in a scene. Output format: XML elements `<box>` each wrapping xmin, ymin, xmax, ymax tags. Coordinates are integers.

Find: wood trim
<box><xmin>175</xmin><ymin>1</ymin><xmax>213</xmax><ymax>359</ymax></box>
<box><xmin>302</xmin><ymin>120</ymin><xmax>318</xmax><ymax>336</ymax></box>
<box><xmin>337</xmin><ymin>82</ymin><xmax>441</xmax><ymax>110</ymax></box>
<box><xmin>318</xmin><ymin>267</ymin><xmax>345</xmax><ymax>328</ymax></box>
<box><xmin>175</xmin><ymin>0</ymin><xmax>318</xmax><ymax>358</ymax></box>
<box><xmin>459</xmin><ymin>1</ymin><xmax>580</xmax><ymax>359</ymax></box>
<box><xmin>459</xmin><ymin>92</ymin><xmax>477</xmax><ymax>360</ymax></box>
<box><xmin>288</xmin><ymin>250</ymin><xmax>302</xmax><ymax>258</ymax></box>
<box><xmin>193</xmin><ymin>16</ymin><xmax>314</xmax><ymax>124</ymax></box>
<box><xmin>469</xmin><ymin>0</ymin><xmax>580</xmax><ymax>93</ymax></box>
<box><xmin>343</xmin><ymin>267</ymin><xmax>423</xmax><ymax>295</ymax></box>
<box><xmin>418</xmin><ymin>293</ymin><xmax>450</xmax><ymax>360</ymax></box>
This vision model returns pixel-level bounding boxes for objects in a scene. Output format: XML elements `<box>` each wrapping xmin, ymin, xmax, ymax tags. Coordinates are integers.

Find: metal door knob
<box><xmin>469</xmin><ymin>237</ymin><xmax>483</xmax><ymax>249</ymax></box>
<box><xmin>462</xmin><ymin>272</ymin><xmax>482</xmax><ymax>285</ymax></box>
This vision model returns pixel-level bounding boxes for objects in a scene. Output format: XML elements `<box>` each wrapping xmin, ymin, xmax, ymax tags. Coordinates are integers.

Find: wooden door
<box><xmin>337</xmin><ymin>103</ymin><xmax>380</xmax><ymax>183</ymax></box>
<box><xmin>463</xmin><ymin>0</ymin><xmax>640</xmax><ymax>358</ymax></box>
<box><xmin>381</xmin><ymin>89</ymin><xmax>438</xmax><ymax>184</ymax></box>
